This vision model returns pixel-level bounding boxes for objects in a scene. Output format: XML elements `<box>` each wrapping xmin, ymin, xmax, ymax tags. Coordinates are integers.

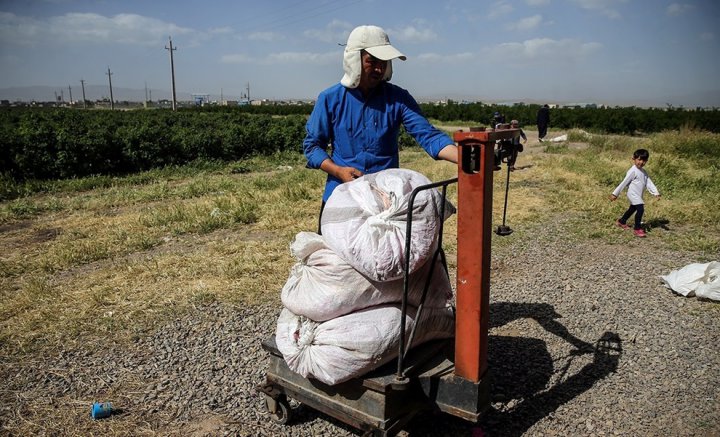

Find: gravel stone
<box><xmin>1</xmin><ymin>217</ymin><xmax>718</xmax><ymax>436</ymax></box>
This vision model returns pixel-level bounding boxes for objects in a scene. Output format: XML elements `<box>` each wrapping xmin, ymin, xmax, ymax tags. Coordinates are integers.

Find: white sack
<box><xmin>281</xmin><ymin>232</ymin><xmax>452</xmax><ymax>322</ymax></box>
<box><xmin>660</xmin><ymin>261</ymin><xmax>720</xmax><ymax>301</ymax></box>
<box><xmin>320</xmin><ymin>168</ymin><xmax>455</xmax><ymax>282</ymax></box>
<box><xmin>695</xmin><ymin>278</ymin><xmax>720</xmax><ymax>301</ymax></box>
<box><xmin>275</xmin><ymin>304</ymin><xmax>455</xmax><ymax>385</ymax></box>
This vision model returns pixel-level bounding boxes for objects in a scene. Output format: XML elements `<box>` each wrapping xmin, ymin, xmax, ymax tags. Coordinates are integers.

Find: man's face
<box><xmin>360</xmin><ymin>50</ymin><xmax>387</xmax><ymax>90</ymax></box>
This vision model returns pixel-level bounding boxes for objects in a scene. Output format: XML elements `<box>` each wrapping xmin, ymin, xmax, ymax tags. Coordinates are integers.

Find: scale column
<box><xmin>453</xmin><ymin>130</ymin><xmax>494</xmax><ymax>382</ymax></box>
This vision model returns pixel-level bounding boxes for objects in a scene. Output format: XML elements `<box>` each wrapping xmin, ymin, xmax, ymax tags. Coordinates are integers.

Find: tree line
<box><xmin>0</xmin><ymin>108</ymin><xmax>306</xmax><ymax>181</ymax></box>
<box><xmin>232</xmin><ymin>101</ymin><xmax>719</xmax><ymax>134</ymax></box>
<box><xmin>1</xmin><ymin>103</ymin><xmax>718</xmax><ymax>182</ymax></box>
<box><xmin>427</xmin><ymin>102</ymin><xmax>719</xmax><ymax>134</ymax></box>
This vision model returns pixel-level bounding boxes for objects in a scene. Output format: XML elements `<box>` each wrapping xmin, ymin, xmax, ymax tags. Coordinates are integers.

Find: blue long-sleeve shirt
<box><xmin>303</xmin><ymin>82</ymin><xmax>453</xmax><ymax>201</ymax></box>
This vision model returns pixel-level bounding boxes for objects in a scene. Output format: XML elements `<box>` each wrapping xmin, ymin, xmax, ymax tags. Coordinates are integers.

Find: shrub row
<box><xmin>2</xmin><ymin>103</ymin><xmax>718</xmax><ymax>182</ymax></box>
<box><xmin>0</xmin><ymin>108</ymin><xmax>307</xmax><ymax>180</ymax></box>
<box><xmin>229</xmin><ymin>101</ymin><xmax>720</xmax><ymax>134</ymax></box>
<box><xmin>186</xmin><ymin>102</ymin><xmax>720</xmax><ymax>135</ymax></box>
<box><xmin>419</xmin><ymin>103</ymin><xmax>720</xmax><ymax>134</ymax></box>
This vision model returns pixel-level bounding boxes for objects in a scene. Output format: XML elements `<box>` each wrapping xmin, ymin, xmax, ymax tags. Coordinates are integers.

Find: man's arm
<box><xmin>437</xmin><ymin>144</ymin><xmax>458</xmax><ymax>164</ymax></box>
<box><xmin>397</xmin><ymin>88</ymin><xmax>458</xmax><ymax>164</ymax></box>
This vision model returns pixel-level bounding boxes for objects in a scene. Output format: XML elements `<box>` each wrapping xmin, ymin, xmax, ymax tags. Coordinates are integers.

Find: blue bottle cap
<box><xmin>91</xmin><ymin>401</ymin><xmax>113</xmax><ymax>419</ymax></box>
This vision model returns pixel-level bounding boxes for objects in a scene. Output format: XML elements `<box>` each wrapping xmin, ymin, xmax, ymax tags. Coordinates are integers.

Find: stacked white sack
<box><xmin>320</xmin><ymin>168</ymin><xmax>456</xmax><ymax>282</ymax></box>
<box><xmin>281</xmin><ymin>232</ymin><xmax>453</xmax><ymax>322</ymax></box>
<box><xmin>275</xmin><ymin>304</ymin><xmax>455</xmax><ymax>386</ymax></box>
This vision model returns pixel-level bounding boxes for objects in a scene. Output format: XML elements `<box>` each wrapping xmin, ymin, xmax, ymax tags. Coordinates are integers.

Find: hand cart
<box><xmin>258</xmin><ymin>127</ymin><xmax>522</xmax><ymax>436</ymax></box>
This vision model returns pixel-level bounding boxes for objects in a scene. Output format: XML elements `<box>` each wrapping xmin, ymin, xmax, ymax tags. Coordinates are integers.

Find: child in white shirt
<box><xmin>610</xmin><ymin>149</ymin><xmax>661</xmax><ymax>238</ymax></box>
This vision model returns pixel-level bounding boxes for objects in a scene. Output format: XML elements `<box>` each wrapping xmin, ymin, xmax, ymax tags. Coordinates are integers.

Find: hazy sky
<box><xmin>1</xmin><ymin>0</ymin><xmax>718</xmax><ymax>106</ymax></box>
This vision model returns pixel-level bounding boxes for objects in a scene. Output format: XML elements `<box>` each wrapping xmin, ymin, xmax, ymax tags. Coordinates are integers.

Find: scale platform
<box><xmin>257</xmin><ymin>129</ymin><xmax>520</xmax><ymax>436</ymax></box>
<box><xmin>258</xmin><ymin>336</ymin><xmax>491</xmax><ymax>437</ymax></box>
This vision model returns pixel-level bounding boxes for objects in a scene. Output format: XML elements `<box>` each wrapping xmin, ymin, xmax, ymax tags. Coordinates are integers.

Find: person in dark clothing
<box><xmin>492</xmin><ymin>111</ymin><xmax>506</xmax><ymax>128</ymax></box>
<box><xmin>508</xmin><ymin>119</ymin><xmax>527</xmax><ymax>171</ymax></box>
<box><xmin>537</xmin><ymin>104</ymin><xmax>550</xmax><ymax>142</ymax></box>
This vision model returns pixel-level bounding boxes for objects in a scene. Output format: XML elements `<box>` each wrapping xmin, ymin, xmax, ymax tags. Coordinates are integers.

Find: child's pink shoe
<box><xmin>616</xmin><ymin>220</ymin><xmax>630</xmax><ymax>230</ymax></box>
<box><xmin>633</xmin><ymin>229</ymin><xmax>646</xmax><ymax>238</ymax></box>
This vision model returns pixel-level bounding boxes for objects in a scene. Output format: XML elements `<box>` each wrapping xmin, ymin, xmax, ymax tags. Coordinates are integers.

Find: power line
<box><xmin>244</xmin><ymin>0</ymin><xmax>343</xmax><ymax>30</ymax></box>
<box><xmin>241</xmin><ymin>0</ymin><xmax>363</xmax><ymax>34</ymax></box>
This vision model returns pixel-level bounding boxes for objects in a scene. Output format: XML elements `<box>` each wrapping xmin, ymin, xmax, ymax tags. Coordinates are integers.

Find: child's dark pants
<box><xmin>619</xmin><ymin>203</ymin><xmax>645</xmax><ymax>230</ymax></box>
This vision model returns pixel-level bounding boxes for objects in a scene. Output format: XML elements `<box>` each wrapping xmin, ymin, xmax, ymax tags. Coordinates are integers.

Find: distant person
<box><xmin>508</xmin><ymin>120</ymin><xmax>527</xmax><ymax>171</ymax></box>
<box><xmin>536</xmin><ymin>104</ymin><xmax>550</xmax><ymax>142</ymax></box>
<box><xmin>303</xmin><ymin>25</ymin><xmax>458</xmax><ymax>233</ymax></box>
<box><xmin>492</xmin><ymin>111</ymin><xmax>506</xmax><ymax>128</ymax></box>
<box><xmin>609</xmin><ymin>148</ymin><xmax>661</xmax><ymax>238</ymax></box>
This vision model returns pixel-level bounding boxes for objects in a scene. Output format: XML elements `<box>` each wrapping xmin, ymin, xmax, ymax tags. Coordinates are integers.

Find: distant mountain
<box><xmin>417</xmin><ymin>90</ymin><xmax>720</xmax><ymax>109</ymax></box>
<box><xmin>0</xmin><ymin>85</ymin><xmax>243</xmax><ymax>103</ymax></box>
<box><xmin>2</xmin><ymin>85</ymin><xmax>719</xmax><ymax>108</ymax></box>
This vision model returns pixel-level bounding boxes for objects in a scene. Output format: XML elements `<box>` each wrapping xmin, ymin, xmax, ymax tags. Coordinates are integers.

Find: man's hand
<box><xmin>609</xmin><ymin>194</ymin><xmax>618</xmax><ymax>201</ymax></box>
<box><xmin>320</xmin><ymin>159</ymin><xmax>363</xmax><ymax>183</ymax></box>
<box><xmin>336</xmin><ymin>166</ymin><xmax>363</xmax><ymax>183</ymax></box>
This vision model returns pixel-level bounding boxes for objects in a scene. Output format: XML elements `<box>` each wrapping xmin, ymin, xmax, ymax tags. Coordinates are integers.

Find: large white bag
<box><xmin>660</xmin><ymin>261</ymin><xmax>720</xmax><ymax>301</ymax></box>
<box><xmin>320</xmin><ymin>168</ymin><xmax>455</xmax><ymax>282</ymax></box>
<box><xmin>281</xmin><ymin>232</ymin><xmax>453</xmax><ymax>322</ymax></box>
<box><xmin>275</xmin><ymin>304</ymin><xmax>455</xmax><ymax>385</ymax></box>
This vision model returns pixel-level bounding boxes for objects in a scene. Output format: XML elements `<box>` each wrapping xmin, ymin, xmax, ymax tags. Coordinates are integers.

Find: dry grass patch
<box><xmin>0</xmin><ymin>164</ymin><xmax>326</xmax><ymax>356</ymax></box>
<box><xmin>2</xmin><ymin>131</ymin><xmax>718</xmax><ymax>358</ymax></box>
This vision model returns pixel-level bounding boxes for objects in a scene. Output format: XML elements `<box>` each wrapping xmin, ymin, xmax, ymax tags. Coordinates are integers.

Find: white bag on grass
<box><xmin>660</xmin><ymin>261</ymin><xmax>720</xmax><ymax>301</ymax></box>
<box><xmin>320</xmin><ymin>168</ymin><xmax>455</xmax><ymax>282</ymax></box>
<box><xmin>275</xmin><ymin>304</ymin><xmax>455</xmax><ymax>386</ymax></box>
<box><xmin>281</xmin><ymin>232</ymin><xmax>452</xmax><ymax>322</ymax></box>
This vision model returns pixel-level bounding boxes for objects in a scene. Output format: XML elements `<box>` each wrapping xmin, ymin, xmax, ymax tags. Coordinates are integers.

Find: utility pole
<box><xmin>145</xmin><ymin>81</ymin><xmax>149</xmax><ymax>104</ymax></box>
<box><xmin>80</xmin><ymin>79</ymin><xmax>87</xmax><ymax>109</ymax></box>
<box><xmin>106</xmin><ymin>67</ymin><xmax>115</xmax><ymax>110</ymax></box>
<box><xmin>68</xmin><ymin>85</ymin><xmax>73</xmax><ymax>105</ymax></box>
<box><xmin>165</xmin><ymin>36</ymin><xmax>177</xmax><ymax>111</ymax></box>
<box><xmin>246</xmin><ymin>82</ymin><xmax>250</xmax><ymax>103</ymax></box>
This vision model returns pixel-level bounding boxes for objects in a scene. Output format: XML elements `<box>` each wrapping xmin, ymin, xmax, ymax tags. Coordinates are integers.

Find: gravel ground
<box><xmin>2</xmin><ymin>216</ymin><xmax>718</xmax><ymax>436</ymax></box>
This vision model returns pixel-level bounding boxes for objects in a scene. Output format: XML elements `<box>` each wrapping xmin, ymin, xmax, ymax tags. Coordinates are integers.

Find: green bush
<box><xmin>0</xmin><ymin>108</ymin><xmax>310</xmax><ymax>185</ymax></box>
<box><xmin>2</xmin><ymin>104</ymin><xmax>718</xmax><ymax>190</ymax></box>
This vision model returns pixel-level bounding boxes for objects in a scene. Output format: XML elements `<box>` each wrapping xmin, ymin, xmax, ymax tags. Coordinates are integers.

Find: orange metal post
<box><xmin>453</xmin><ymin>130</ymin><xmax>494</xmax><ymax>382</ymax></box>
<box><xmin>453</xmin><ymin>128</ymin><xmax>520</xmax><ymax>382</ymax></box>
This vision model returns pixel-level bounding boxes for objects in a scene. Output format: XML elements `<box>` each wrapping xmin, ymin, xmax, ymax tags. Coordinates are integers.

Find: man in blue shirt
<box><xmin>303</xmin><ymin>25</ymin><xmax>458</xmax><ymax>209</ymax></box>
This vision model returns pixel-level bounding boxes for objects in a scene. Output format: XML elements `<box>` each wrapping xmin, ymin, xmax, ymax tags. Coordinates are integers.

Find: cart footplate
<box><xmin>259</xmin><ymin>336</ymin><xmax>459</xmax><ymax>435</ymax></box>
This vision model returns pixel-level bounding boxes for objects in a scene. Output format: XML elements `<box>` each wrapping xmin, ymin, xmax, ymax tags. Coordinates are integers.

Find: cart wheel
<box><xmin>265</xmin><ymin>394</ymin><xmax>291</xmax><ymax>425</ymax></box>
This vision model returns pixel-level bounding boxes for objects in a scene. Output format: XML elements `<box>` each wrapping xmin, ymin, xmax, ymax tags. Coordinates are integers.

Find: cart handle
<box><xmin>396</xmin><ymin>177</ymin><xmax>458</xmax><ymax>382</ymax></box>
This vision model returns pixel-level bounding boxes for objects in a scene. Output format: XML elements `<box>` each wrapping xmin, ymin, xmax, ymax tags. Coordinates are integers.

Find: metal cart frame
<box><xmin>258</xmin><ymin>128</ymin><xmax>521</xmax><ymax>436</ymax></box>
